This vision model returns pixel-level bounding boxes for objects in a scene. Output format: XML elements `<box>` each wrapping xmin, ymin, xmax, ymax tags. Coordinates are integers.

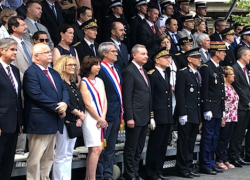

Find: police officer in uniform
<box><xmin>194</xmin><ymin>1</ymin><xmax>208</xmax><ymax>34</ymax></box>
<box><xmin>155</xmin><ymin>0</ymin><xmax>174</xmax><ymax>29</ymax></box>
<box><xmin>199</xmin><ymin>41</ymin><xmax>226</xmax><ymax>175</ymax></box>
<box><xmin>103</xmin><ymin>0</ymin><xmax>130</xmax><ymax>51</ymax></box>
<box><xmin>234</xmin><ymin>28</ymin><xmax>250</xmax><ymax>59</ymax></box>
<box><xmin>175</xmin><ymin>36</ymin><xmax>193</xmax><ymax>69</ymax></box>
<box><xmin>146</xmin><ymin>47</ymin><xmax>173</xmax><ymax>180</ymax></box>
<box><xmin>219</xmin><ymin>27</ymin><xmax>237</xmax><ymax>67</ymax></box>
<box><xmin>175</xmin><ymin>47</ymin><xmax>202</xmax><ymax>178</ymax></box>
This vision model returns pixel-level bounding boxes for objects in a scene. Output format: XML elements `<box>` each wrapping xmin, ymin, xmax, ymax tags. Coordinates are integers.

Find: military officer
<box><xmin>102</xmin><ymin>0</ymin><xmax>130</xmax><ymax>51</ymax></box>
<box><xmin>199</xmin><ymin>41</ymin><xmax>226</xmax><ymax>175</ymax></box>
<box><xmin>194</xmin><ymin>1</ymin><xmax>208</xmax><ymax>33</ymax></box>
<box><xmin>175</xmin><ymin>47</ymin><xmax>202</xmax><ymax>178</ymax></box>
<box><xmin>146</xmin><ymin>47</ymin><xmax>173</xmax><ymax>180</ymax></box>
<box><xmin>234</xmin><ymin>27</ymin><xmax>250</xmax><ymax>59</ymax></box>
<box><xmin>155</xmin><ymin>0</ymin><xmax>174</xmax><ymax>29</ymax></box>
<box><xmin>219</xmin><ymin>27</ymin><xmax>237</xmax><ymax>67</ymax></box>
<box><xmin>175</xmin><ymin>36</ymin><xmax>193</xmax><ymax>69</ymax></box>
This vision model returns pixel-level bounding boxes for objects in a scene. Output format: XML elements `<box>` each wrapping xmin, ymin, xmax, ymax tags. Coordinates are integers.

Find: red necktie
<box><xmin>151</xmin><ymin>25</ymin><xmax>156</xmax><ymax>34</ymax></box>
<box><xmin>140</xmin><ymin>67</ymin><xmax>149</xmax><ymax>86</ymax></box>
<box><xmin>43</xmin><ymin>70</ymin><xmax>56</xmax><ymax>89</ymax></box>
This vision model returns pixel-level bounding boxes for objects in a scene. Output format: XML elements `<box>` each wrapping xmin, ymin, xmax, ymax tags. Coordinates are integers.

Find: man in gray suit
<box><xmin>178</xmin><ymin>14</ymin><xmax>198</xmax><ymax>48</ymax></box>
<box><xmin>196</xmin><ymin>33</ymin><xmax>210</xmax><ymax>64</ymax></box>
<box><xmin>23</xmin><ymin>1</ymin><xmax>54</xmax><ymax>49</ymax></box>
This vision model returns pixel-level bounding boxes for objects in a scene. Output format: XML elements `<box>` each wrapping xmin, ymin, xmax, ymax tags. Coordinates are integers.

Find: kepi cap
<box><xmin>80</xmin><ymin>18</ymin><xmax>98</xmax><ymax>30</ymax></box>
<box><xmin>210</xmin><ymin>41</ymin><xmax>227</xmax><ymax>51</ymax></box>
<box><xmin>219</xmin><ymin>26</ymin><xmax>235</xmax><ymax>36</ymax></box>
<box><xmin>135</xmin><ymin>0</ymin><xmax>147</xmax><ymax>7</ymax></box>
<box><xmin>184</xmin><ymin>47</ymin><xmax>201</xmax><ymax>57</ymax></box>
<box><xmin>108</xmin><ymin>0</ymin><xmax>123</xmax><ymax>9</ymax></box>
<box><xmin>178</xmin><ymin>36</ymin><xmax>193</xmax><ymax>46</ymax></box>
<box><xmin>152</xmin><ymin>47</ymin><xmax>172</xmax><ymax>60</ymax></box>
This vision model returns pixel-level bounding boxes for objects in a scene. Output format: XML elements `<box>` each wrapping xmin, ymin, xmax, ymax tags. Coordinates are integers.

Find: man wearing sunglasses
<box><xmin>23</xmin><ymin>1</ymin><xmax>54</xmax><ymax>50</ymax></box>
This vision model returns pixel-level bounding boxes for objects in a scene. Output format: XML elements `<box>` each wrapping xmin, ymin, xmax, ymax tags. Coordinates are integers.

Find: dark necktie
<box><xmin>51</xmin><ymin>4</ymin><xmax>57</xmax><ymax>18</ymax></box>
<box><xmin>205</xmin><ymin>51</ymin><xmax>209</xmax><ymax>59</ymax></box>
<box><xmin>195</xmin><ymin>71</ymin><xmax>202</xmax><ymax>85</ymax></box>
<box><xmin>90</xmin><ymin>44</ymin><xmax>96</xmax><ymax>56</ymax></box>
<box><xmin>6</xmin><ymin>66</ymin><xmax>16</xmax><ymax>93</ymax></box>
<box><xmin>21</xmin><ymin>41</ymin><xmax>32</xmax><ymax>65</ymax></box>
<box><xmin>171</xmin><ymin>34</ymin><xmax>180</xmax><ymax>51</ymax></box>
<box><xmin>43</xmin><ymin>70</ymin><xmax>56</xmax><ymax>89</ymax></box>
<box><xmin>34</xmin><ymin>22</ymin><xmax>40</xmax><ymax>30</ymax></box>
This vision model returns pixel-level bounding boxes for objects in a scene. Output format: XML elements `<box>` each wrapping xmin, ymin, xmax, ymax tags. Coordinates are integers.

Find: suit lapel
<box><xmin>155</xmin><ymin>68</ymin><xmax>169</xmax><ymax>89</ymax></box>
<box><xmin>131</xmin><ymin>63</ymin><xmax>150</xmax><ymax>91</ymax></box>
<box><xmin>0</xmin><ymin>63</ymin><xmax>17</xmax><ymax>95</ymax></box>
<box><xmin>236</xmin><ymin>63</ymin><xmax>249</xmax><ymax>85</ymax></box>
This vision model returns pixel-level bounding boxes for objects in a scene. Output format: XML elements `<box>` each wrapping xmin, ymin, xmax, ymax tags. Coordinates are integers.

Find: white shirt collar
<box><xmin>84</xmin><ymin>38</ymin><xmax>93</xmax><ymax>46</ymax></box>
<box><xmin>111</xmin><ymin>38</ymin><xmax>121</xmax><ymax>47</ymax></box>
<box><xmin>11</xmin><ymin>35</ymin><xmax>23</xmax><ymax>45</ymax></box>
<box><xmin>46</xmin><ymin>0</ymin><xmax>54</xmax><ymax>6</ymax></box>
<box><xmin>132</xmin><ymin>60</ymin><xmax>142</xmax><ymax>70</ymax></box>
<box><xmin>138</xmin><ymin>13</ymin><xmax>145</xmax><ymax>20</ymax></box>
<box><xmin>146</xmin><ymin>19</ymin><xmax>154</xmax><ymax>27</ymax></box>
<box><xmin>36</xmin><ymin>63</ymin><xmax>49</xmax><ymax>71</ymax></box>
<box><xmin>210</xmin><ymin>58</ymin><xmax>220</xmax><ymax>67</ymax></box>
<box><xmin>183</xmin><ymin>28</ymin><xmax>191</xmax><ymax>35</ymax></box>
<box><xmin>155</xmin><ymin>66</ymin><xmax>165</xmax><ymax>79</ymax></box>
<box><xmin>0</xmin><ymin>58</ymin><xmax>10</xmax><ymax>70</ymax></box>
<box><xmin>77</xmin><ymin>20</ymin><xmax>82</xmax><ymax>26</ymax></box>
<box><xmin>237</xmin><ymin>60</ymin><xmax>245</xmax><ymax>69</ymax></box>
<box><xmin>188</xmin><ymin>65</ymin><xmax>197</xmax><ymax>74</ymax></box>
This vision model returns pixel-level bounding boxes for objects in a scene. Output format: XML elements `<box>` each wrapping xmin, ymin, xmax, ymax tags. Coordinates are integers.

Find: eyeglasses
<box><xmin>37</xmin><ymin>51</ymin><xmax>52</xmax><ymax>55</ymax></box>
<box><xmin>38</xmin><ymin>38</ymin><xmax>49</xmax><ymax>43</ymax></box>
<box><xmin>65</xmin><ymin>64</ymin><xmax>77</xmax><ymax>68</ymax></box>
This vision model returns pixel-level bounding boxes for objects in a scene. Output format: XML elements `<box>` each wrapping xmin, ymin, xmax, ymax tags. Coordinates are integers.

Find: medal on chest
<box><xmin>214</xmin><ymin>73</ymin><xmax>218</xmax><ymax>84</ymax></box>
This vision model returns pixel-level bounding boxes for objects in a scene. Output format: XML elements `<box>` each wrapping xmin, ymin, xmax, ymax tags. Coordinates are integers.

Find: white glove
<box><xmin>204</xmin><ymin>111</ymin><xmax>213</xmax><ymax>121</ymax></box>
<box><xmin>179</xmin><ymin>115</ymin><xmax>187</xmax><ymax>126</ymax></box>
<box><xmin>223</xmin><ymin>111</ymin><xmax>226</xmax><ymax>118</ymax></box>
<box><xmin>150</xmin><ymin>118</ymin><xmax>156</xmax><ymax>130</ymax></box>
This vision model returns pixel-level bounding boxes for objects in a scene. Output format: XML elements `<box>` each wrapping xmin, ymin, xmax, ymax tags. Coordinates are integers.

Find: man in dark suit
<box><xmin>137</xmin><ymin>6</ymin><xmax>165</xmax><ymax>71</ymax></box>
<box><xmin>0</xmin><ymin>38</ymin><xmax>23</xmax><ymax>180</ymax></box>
<box><xmin>232</xmin><ymin>23</ymin><xmax>243</xmax><ymax>49</ymax></box>
<box><xmin>166</xmin><ymin>18</ymin><xmax>180</xmax><ymax>55</ymax></box>
<box><xmin>194</xmin><ymin>1</ymin><xmax>208</xmax><ymax>33</ymax></box>
<box><xmin>75</xmin><ymin>18</ymin><xmax>99</xmax><ymax>63</ymax></box>
<box><xmin>110</xmin><ymin>21</ymin><xmax>129</xmax><ymax>72</ymax></box>
<box><xmin>23</xmin><ymin>43</ymin><xmax>69</xmax><ymax>180</ymax></box>
<box><xmin>219</xmin><ymin>27</ymin><xmax>237</xmax><ymax>66</ymax></box>
<box><xmin>129</xmin><ymin>0</ymin><xmax>147</xmax><ymax>48</ymax></box>
<box><xmin>209</xmin><ymin>19</ymin><xmax>227</xmax><ymax>41</ymax></box>
<box><xmin>122</xmin><ymin>44</ymin><xmax>151</xmax><ymax>180</ymax></box>
<box><xmin>146</xmin><ymin>48</ymin><xmax>173</xmax><ymax>180</ymax></box>
<box><xmin>175</xmin><ymin>47</ymin><xmax>201</xmax><ymax>178</ymax></box>
<box><xmin>71</xmin><ymin>6</ymin><xmax>92</xmax><ymax>45</ymax></box>
<box><xmin>16</xmin><ymin>0</ymin><xmax>29</xmax><ymax>18</ymax></box>
<box><xmin>96</xmin><ymin>42</ymin><xmax>122</xmax><ymax>180</ymax></box>
<box><xmin>199</xmin><ymin>41</ymin><xmax>226</xmax><ymax>175</ymax></box>
<box><xmin>40</xmin><ymin>0</ymin><xmax>64</xmax><ymax>46</ymax></box>
<box><xmin>229</xmin><ymin>47</ymin><xmax>250</xmax><ymax>167</ymax></box>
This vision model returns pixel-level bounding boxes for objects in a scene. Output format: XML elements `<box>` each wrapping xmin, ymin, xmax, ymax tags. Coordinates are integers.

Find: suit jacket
<box><xmin>209</xmin><ymin>31</ymin><xmax>222</xmax><ymax>41</ymax></box>
<box><xmin>23</xmin><ymin>18</ymin><xmax>54</xmax><ymax>50</ymax></box>
<box><xmin>199</xmin><ymin>49</ymin><xmax>210</xmax><ymax>65</ymax></box>
<box><xmin>234</xmin><ymin>41</ymin><xmax>249</xmax><ymax>59</ymax></box>
<box><xmin>16</xmin><ymin>3</ymin><xmax>27</xmax><ymax>19</ymax></box>
<box><xmin>98</xmin><ymin>64</ymin><xmax>122</xmax><ymax>122</ymax></box>
<box><xmin>71</xmin><ymin>21</ymin><xmax>84</xmax><ymax>46</ymax></box>
<box><xmin>137</xmin><ymin>19</ymin><xmax>160</xmax><ymax>71</ymax></box>
<box><xmin>167</xmin><ymin>31</ymin><xmax>180</xmax><ymax>55</ymax></box>
<box><xmin>232</xmin><ymin>62</ymin><xmax>250</xmax><ymax>111</ymax></box>
<box><xmin>40</xmin><ymin>0</ymin><xmax>64</xmax><ymax>46</ymax></box>
<box><xmin>23</xmin><ymin>63</ymin><xmax>69</xmax><ymax>134</ymax></box>
<box><xmin>129</xmin><ymin>14</ymin><xmax>144</xmax><ymax>48</ymax></box>
<box><xmin>75</xmin><ymin>40</ymin><xmax>99</xmax><ymax>63</ymax></box>
<box><xmin>122</xmin><ymin>62</ymin><xmax>151</xmax><ymax>126</ymax></box>
<box><xmin>0</xmin><ymin>63</ymin><xmax>23</xmax><ymax>133</ymax></box>
<box><xmin>110</xmin><ymin>39</ymin><xmax>129</xmax><ymax>72</ymax></box>
<box><xmin>175</xmin><ymin>66</ymin><xmax>201</xmax><ymax>124</ymax></box>
<box><xmin>178</xmin><ymin>29</ymin><xmax>198</xmax><ymax>48</ymax></box>
<box><xmin>148</xmin><ymin>68</ymin><xmax>173</xmax><ymax>124</ymax></box>
<box><xmin>10</xmin><ymin>35</ymin><xmax>33</xmax><ymax>80</ymax></box>
<box><xmin>220</xmin><ymin>45</ymin><xmax>236</xmax><ymax>67</ymax></box>
<box><xmin>199</xmin><ymin>60</ymin><xmax>225</xmax><ymax>118</ymax></box>
<box><xmin>175</xmin><ymin>51</ymin><xmax>187</xmax><ymax>69</ymax></box>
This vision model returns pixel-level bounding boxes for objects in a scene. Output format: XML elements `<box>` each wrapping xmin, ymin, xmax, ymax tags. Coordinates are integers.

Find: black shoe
<box><xmin>158</xmin><ymin>175</ymin><xmax>169</xmax><ymax>180</ymax></box>
<box><xmin>190</xmin><ymin>171</ymin><xmax>200</xmax><ymax>177</ymax></box>
<box><xmin>238</xmin><ymin>157</ymin><xmax>250</xmax><ymax>165</ymax></box>
<box><xmin>212</xmin><ymin>167</ymin><xmax>223</xmax><ymax>173</ymax></box>
<box><xmin>178</xmin><ymin>172</ymin><xmax>193</xmax><ymax>178</ymax></box>
<box><xmin>230</xmin><ymin>159</ymin><xmax>243</xmax><ymax>167</ymax></box>
<box><xmin>200</xmin><ymin>169</ymin><xmax>217</xmax><ymax>175</ymax></box>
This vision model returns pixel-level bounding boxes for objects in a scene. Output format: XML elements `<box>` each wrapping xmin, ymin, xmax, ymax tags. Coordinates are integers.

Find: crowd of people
<box><xmin>1</xmin><ymin>0</ymin><xmax>250</xmax><ymax>180</ymax></box>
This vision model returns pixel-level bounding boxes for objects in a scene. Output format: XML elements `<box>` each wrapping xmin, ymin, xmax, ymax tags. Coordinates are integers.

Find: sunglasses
<box><xmin>38</xmin><ymin>38</ymin><xmax>49</xmax><ymax>43</ymax></box>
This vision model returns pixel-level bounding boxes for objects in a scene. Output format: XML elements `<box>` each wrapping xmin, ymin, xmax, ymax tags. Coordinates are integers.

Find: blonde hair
<box><xmin>194</xmin><ymin>18</ymin><xmax>206</xmax><ymax>30</ymax></box>
<box><xmin>222</xmin><ymin>66</ymin><xmax>234</xmax><ymax>77</ymax></box>
<box><xmin>53</xmin><ymin>55</ymin><xmax>79</xmax><ymax>82</ymax></box>
<box><xmin>0</xmin><ymin>8</ymin><xmax>17</xmax><ymax>25</ymax></box>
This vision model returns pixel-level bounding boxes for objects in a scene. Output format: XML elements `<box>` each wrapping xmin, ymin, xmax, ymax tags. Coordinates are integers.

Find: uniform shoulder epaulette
<box><xmin>179</xmin><ymin>67</ymin><xmax>187</xmax><ymax>71</ymax></box>
<box><xmin>202</xmin><ymin>64</ymin><xmax>208</xmax><ymax>67</ymax></box>
<box><xmin>73</xmin><ymin>41</ymin><xmax>81</xmax><ymax>47</ymax></box>
<box><xmin>175</xmin><ymin>53</ymin><xmax>181</xmax><ymax>56</ymax></box>
<box><xmin>147</xmin><ymin>69</ymin><xmax>155</xmax><ymax>75</ymax></box>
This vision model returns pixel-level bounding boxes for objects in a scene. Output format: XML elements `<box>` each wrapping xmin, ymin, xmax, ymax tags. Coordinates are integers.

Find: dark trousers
<box><xmin>146</xmin><ymin>124</ymin><xmax>171</xmax><ymax>177</ymax></box>
<box><xmin>199</xmin><ymin>118</ymin><xmax>221</xmax><ymax>170</ymax></box>
<box><xmin>0</xmin><ymin>132</ymin><xmax>18</xmax><ymax>180</ymax></box>
<box><xmin>245</xmin><ymin>117</ymin><xmax>250</xmax><ymax>159</ymax></box>
<box><xmin>176</xmin><ymin>122</ymin><xmax>199</xmax><ymax>174</ymax></box>
<box><xmin>216</xmin><ymin>122</ymin><xmax>235</xmax><ymax>162</ymax></box>
<box><xmin>124</xmin><ymin>125</ymin><xmax>148</xmax><ymax>180</ymax></box>
<box><xmin>229</xmin><ymin>110</ymin><xmax>250</xmax><ymax>160</ymax></box>
<box><xmin>96</xmin><ymin>119</ymin><xmax>120</xmax><ymax>179</ymax></box>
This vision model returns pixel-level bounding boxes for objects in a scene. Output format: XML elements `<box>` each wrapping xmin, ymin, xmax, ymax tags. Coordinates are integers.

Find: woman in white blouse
<box><xmin>0</xmin><ymin>8</ymin><xmax>17</xmax><ymax>39</ymax></box>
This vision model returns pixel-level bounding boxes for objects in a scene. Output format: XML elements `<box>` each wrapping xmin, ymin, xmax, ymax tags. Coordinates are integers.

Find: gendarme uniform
<box><xmin>175</xmin><ymin>47</ymin><xmax>201</xmax><ymax>177</ymax></box>
<box><xmin>155</xmin><ymin>0</ymin><xmax>172</xmax><ymax>28</ymax></box>
<box><xmin>199</xmin><ymin>41</ymin><xmax>226</xmax><ymax>172</ymax></box>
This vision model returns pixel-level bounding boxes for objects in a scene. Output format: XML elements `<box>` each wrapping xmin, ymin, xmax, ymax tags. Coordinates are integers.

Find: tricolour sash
<box><xmin>82</xmin><ymin>77</ymin><xmax>106</xmax><ymax>148</ymax></box>
<box><xmin>101</xmin><ymin>61</ymin><xmax>124</xmax><ymax>131</ymax></box>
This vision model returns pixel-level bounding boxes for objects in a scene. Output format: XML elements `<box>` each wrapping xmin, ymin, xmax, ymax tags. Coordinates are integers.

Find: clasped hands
<box><xmin>96</xmin><ymin>118</ymin><xmax>108</xmax><ymax>129</ymax></box>
<box><xmin>55</xmin><ymin>102</ymin><xmax>67</xmax><ymax>119</ymax></box>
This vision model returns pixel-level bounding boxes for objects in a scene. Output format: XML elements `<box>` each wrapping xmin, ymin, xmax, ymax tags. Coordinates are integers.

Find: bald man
<box><xmin>23</xmin><ymin>43</ymin><xmax>69</xmax><ymax>180</ymax></box>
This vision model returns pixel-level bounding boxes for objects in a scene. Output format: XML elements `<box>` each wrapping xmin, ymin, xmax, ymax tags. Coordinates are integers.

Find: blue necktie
<box><xmin>6</xmin><ymin>66</ymin><xmax>17</xmax><ymax>93</ymax></box>
<box><xmin>21</xmin><ymin>41</ymin><xmax>32</xmax><ymax>65</ymax></box>
<box><xmin>34</xmin><ymin>22</ymin><xmax>40</xmax><ymax>30</ymax></box>
<box><xmin>51</xmin><ymin>4</ymin><xmax>57</xmax><ymax>18</ymax></box>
